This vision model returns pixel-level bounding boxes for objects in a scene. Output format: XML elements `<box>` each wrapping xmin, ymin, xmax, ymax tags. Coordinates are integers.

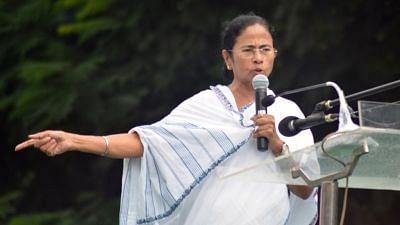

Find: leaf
<box><xmin>17</xmin><ymin>61</ymin><xmax>71</xmax><ymax>85</ymax></box>
<box><xmin>14</xmin><ymin>0</ymin><xmax>52</xmax><ymax>25</ymax></box>
<box><xmin>0</xmin><ymin>191</ymin><xmax>21</xmax><ymax>220</ymax></box>
<box><xmin>76</xmin><ymin>0</ymin><xmax>116</xmax><ymax>20</ymax></box>
<box><xmin>8</xmin><ymin>212</ymin><xmax>59</xmax><ymax>225</ymax></box>
<box><xmin>57</xmin><ymin>18</ymin><xmax>118</xmax><ymax>42</ymax></box>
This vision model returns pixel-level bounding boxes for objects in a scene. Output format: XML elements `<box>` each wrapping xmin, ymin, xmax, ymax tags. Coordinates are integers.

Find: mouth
<box><xmin>252</xmin><ymin>69</ymin><xmax>265</xmax><ymax>75</ymax></box>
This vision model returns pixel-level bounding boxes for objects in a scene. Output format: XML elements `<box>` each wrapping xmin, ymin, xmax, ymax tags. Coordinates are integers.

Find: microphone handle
<box><xmin>256</xmin><ymin>89</ymin><xmax>269</xmax><ymax>151</ymax></box>
<box><xmin>293</xmin><ymin>112</ymin><xmax>328</xmax><ymax>130</ymax></box>
<box><xmin>257</xmin><ymin>134</ymin><xmax>269</xmax><ymax>150</ymax></box>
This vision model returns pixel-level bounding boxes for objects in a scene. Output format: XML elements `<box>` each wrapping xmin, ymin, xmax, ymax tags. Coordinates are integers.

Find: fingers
<box><xmin>15</xmin><ymin>136</ymin><xmax>51</xmax><ymax>150</ymax></box>
<box><xmin>28</xmin><ymin>130</ymin><xmax>52</xmax><ymax>139</ymax></box>
<box><xmin>15</xmin><ymin>137</ymin><xmax>58</xmax><ymax>157</ymax></box>
<box><xmin>41</xmin><ymin>139</ymin><xmax>58</xmax><ymax>157</ymax></box>
<box><xmin>251</xmin><ymin>114</ymin><xmax>274</xmax><ymax>122</ymax></box>
<box><xmin>15</xmin><ymin>131</ymin><xmax>49</xmax><ymax>151</ymax></box>
<box><xmin>252</xmin><ymin>114</ymin><xmax>276</xmax><ymax>138</ymax></box>
<box><xmin>15</xmin><ymin>139</ymin><xmax>37</xmax><ymax>151</ymax></box>
<box><xmin>33</xmin><ymin>137</ymin><xmax>52</xmax><ymax>148</ymax></box>
<box><xmin>252</xmin><ymin>115</ymin><xmax>285</xmax><ymax>155</ymax></box>
<box><xmin>15</xmin><ymin>131</ymin><xmax>57</xmax><ymax>152</ymax></box>
<box><xmin>254</xmin><ymin>125</ymin><xmax>275</xmax><ymax>138</ymax></box>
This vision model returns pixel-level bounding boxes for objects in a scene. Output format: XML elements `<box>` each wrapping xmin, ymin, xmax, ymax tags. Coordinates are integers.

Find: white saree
<box><xmin>120</xmin><ymin>85</ymin><xmax>318</xmax><ymax>225</ymax></box>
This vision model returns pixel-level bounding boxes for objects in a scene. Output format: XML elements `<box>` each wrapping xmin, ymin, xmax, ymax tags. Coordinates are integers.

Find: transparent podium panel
<box><xmin>358</xmin><ymin>100</ymin><xmax>400</xmax><ymax>129</ymax></box>
<box><xmin>335</xmin><ymin>127</ymin><xmax>400</xmax><ymax>190</ymax></box>
<box><xmin>216</xmin><ymin>101</ymin><xmax>400</xmax><ymax>191</ymax></box>
<box><xmin>344</xmin><ymin>100</ymin><xmax>400</xmax><ymax>190</ymax></box>
<box><xmin>216</xmin><ymin>127</ymin><xmax>400</xmax><ymax>190</ymax></box>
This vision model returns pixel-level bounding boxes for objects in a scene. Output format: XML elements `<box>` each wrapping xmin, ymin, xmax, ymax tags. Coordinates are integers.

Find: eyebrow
<box><xmin>240</xmin><ymin>44</ymin><xmax>273</xmax><ymax>49</ymax></box>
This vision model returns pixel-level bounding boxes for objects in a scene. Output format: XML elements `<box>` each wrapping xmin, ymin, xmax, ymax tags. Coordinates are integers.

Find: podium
<box><xmin>216</xmin><ymin>100</ymin><xmax>400</xmax><ymax>225</ymax></box>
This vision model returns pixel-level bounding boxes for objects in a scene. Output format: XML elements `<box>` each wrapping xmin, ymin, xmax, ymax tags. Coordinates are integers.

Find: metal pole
<box><xmin>320</xmin><ymin>180</ymin><xmax>338</xmax><ymax>225</ymax></box>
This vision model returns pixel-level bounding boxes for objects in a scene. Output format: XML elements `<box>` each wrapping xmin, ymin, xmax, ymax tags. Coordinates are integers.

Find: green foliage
<box><xmin>55</xmin><ymin>0</ymin><xmax>115</xmax><ymax>20</ymax></box>
<box><xmin>2</xmin><ymin>191</ymin><xmax>119</xmax><ymax>225</ymax></box>
<box><xmin>8</xmin><ymin>212</ymin><xmax>60</xmax><ymax>225</ymax></box>
<box><xmin>18</xmin><ymin>61</ymin><xmax>71</xmax><ymax>84</ymax></box>
<box><xmin>57</xmin><ymin>18</ymin><xmax>118</xmax><ymax>43</ymax></box>
<box><xmin>0</xmin><ymin>191</ymin><xmax>21</xmax><ymax>221</ymax></box>
<box><xmin>56</xmin><ymin>192</ymin><xmax>119</xmax><ymax>225</ymax></box>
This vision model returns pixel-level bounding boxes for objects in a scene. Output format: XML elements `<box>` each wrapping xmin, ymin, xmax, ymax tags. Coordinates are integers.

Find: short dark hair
<box><xmin>221</xmin><ymin>12</ymin><xmax>275</xmax><ymax>51</ymax></box>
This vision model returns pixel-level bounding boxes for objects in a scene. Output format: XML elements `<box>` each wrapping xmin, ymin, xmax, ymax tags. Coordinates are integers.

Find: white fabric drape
<box><xmin>120</xmin><ymin>85</ymin><xmax>318</xmax><ymax>225</ymax></box>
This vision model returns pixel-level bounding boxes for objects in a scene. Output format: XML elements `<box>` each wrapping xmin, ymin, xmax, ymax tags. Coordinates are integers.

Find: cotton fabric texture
<box><xmin>120</xmin><ymin>85</ymin><xmax>318</xmax><ymax>225</ymax></box>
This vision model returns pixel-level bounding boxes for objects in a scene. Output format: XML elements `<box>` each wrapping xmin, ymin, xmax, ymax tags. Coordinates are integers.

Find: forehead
<box><xmin>235</xmin><ymin>23</ymin><xmax>274</xmax><ymax>46</ymax></box>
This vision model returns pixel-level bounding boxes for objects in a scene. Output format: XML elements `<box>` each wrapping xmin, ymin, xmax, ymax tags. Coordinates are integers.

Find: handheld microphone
<box><xmin>252</xmin><ymin>74</ymin><xmax>269</xmax><ymax>151</ymax></box>
<box><xmin>278</xmin><ymin>112</ymin><xmax>338</xmax><ymax>137</ymax></box>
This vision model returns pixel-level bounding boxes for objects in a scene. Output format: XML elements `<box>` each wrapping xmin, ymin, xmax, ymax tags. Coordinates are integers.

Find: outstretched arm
<box><xmin>15</xmin><ymin>130</ymin><xmax>143</xmax><ymax>158</ymax></box>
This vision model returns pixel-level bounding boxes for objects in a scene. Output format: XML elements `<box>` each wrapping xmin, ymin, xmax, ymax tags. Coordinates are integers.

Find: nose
<box><xmin>252</xmin><ymin>50</ymin><xmax>263</xmax><ymax>64</ymax></box>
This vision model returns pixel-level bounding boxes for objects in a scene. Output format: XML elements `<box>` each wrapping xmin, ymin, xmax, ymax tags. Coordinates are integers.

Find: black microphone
<box><xmin>262</xmin><ymin>94</ymin><xmax>276</xmax><ymax>107</ymax></box>
<box><xmin>252</xmin><ymin>74</ymin><xmax>269</xmax><ymax>151</ymax></box>
<box><xmin>278</xmin><ymin>112</ymin><xmax>338</xmax><ymax>137</ymax></box>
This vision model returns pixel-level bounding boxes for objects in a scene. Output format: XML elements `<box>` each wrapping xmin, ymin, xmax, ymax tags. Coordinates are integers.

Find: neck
<box><xmin>228</xmin><ymin>82</ymin><xmax>255</xmax><ymax>109</ymax></box>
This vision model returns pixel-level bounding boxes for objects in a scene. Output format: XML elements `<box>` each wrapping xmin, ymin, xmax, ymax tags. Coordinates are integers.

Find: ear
<box><xmin>222</xmin><ymin>49</ymin><xmax>233</xmax><ymax>69</ymax></box>
<box><xmin>273</xmin><ymin>48</ymin><xmax>278</xmax><ymax>58</ymax></box>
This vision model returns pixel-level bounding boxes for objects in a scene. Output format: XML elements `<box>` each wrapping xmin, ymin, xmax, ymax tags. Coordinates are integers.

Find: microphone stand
<box><xmin>314</xmin><ymin>78</ymin><xmax>400</xmax><ymax>112</ymax></box>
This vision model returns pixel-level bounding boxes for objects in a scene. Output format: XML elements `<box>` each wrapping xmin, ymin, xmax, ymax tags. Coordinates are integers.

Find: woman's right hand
<box><xmin>15</xmin><ymin>130</ymin><xmax>72</xmax><ymax>157</ymax></box>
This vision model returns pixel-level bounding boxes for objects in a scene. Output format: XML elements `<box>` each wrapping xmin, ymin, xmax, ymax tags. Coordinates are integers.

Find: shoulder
<box><xmin>272</xmin><ymin>96</ymin><xmax>305</xmax><ymax>117</ymax></box>
<box><xmin>166</xmin><ymin>86</ymin><xmax>224</xmax><ymax>117</ymax></box>
<box><xmin>177</xmin><ymin>87</ymin><xmax>216</xmax><ymax>107</ymax></box>
<box><xmin>157</xmin><ymin>85</ymin><xmax>234</xmax><ymax>126</ymax></box>
<box><xmin>176</xmin><ymin>85</ymin><xmax>230</xmax><ymax>107</ymax></box>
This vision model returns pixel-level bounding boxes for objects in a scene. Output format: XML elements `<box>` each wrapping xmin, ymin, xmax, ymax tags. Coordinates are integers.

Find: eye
<box><xmin>260</xmin><ymin>47</ymin><xmax>272</xmax><ymax>53</ymax></box>
<box><xmin>242</xmin><ymin>48</ymin><xmax>254</xmax><ymax>53</ymax></box>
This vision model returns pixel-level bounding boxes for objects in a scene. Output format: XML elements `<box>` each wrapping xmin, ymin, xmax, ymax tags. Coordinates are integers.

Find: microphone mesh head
<box><xmin>252</xmin><ymin>74</ymin><xmax>269</xmax><ymax>90</ymax></box>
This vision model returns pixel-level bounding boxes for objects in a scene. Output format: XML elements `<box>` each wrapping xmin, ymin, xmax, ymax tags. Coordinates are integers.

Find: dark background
<box><xmin>1</xmin><ymin>0</ymin><xmax>399</xmax><ymax>224</ymax></box>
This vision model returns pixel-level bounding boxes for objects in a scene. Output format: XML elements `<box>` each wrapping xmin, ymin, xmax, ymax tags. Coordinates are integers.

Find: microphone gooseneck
<box><xmin>252</xmin><ymin>74</ymin><xmax>269</xmax><ymax>151</ymax></box>
<box><xmin>274</xmin><ymin>78</ymin><xmax>400</xmax><ymax>137</ymax></box>
<box><xmin>261</xmin><ymin>82</ymin><xmax>329</xmax><ymax>108</ymax></box>
<box><xmin>314</xmin><ymin>78</ymin><xmax>400</xmax><ymax>112</ymax></box>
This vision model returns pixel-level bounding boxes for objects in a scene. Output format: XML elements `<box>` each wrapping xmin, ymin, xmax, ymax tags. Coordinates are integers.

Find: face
<box><xmin>222</xmin><ymin>23</ymin><xmax>277</xmax><ymax>87</ymax></box>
